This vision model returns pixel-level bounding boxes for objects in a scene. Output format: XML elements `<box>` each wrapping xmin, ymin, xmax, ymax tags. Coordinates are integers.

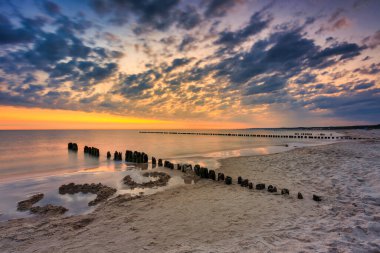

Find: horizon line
<box><xmin>0</xmin><ymin>123</ymin><xmax>379</xmax><ymax>131</ymax></box>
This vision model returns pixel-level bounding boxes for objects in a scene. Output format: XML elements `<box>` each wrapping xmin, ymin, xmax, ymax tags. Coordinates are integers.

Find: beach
<box><xmin>0</xmin><ymin>130</ymin><xmax>379</xmax><ymax>252</ymax></box>
<box><xmin>1</xmin><ymin>0</ymin><xmax>379</xmax><ymax>251</ymax></box>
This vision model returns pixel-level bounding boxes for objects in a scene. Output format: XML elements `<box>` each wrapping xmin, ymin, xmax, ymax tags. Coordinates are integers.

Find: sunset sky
<box><xmin>0</xmin><ymin>0</ymin><xmax>379</xmax><ymax>129</ymax></box>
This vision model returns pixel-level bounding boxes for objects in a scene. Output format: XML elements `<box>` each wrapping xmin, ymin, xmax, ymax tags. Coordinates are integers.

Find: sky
<box><xmin>0</xmin><ymin>0</ymin><xmax>379</xmax><ymax>129</ymax></box>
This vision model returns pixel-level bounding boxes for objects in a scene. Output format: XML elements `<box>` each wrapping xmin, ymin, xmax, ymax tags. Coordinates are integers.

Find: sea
<box><xmin>0</xmin><ymin>129</ymin><xmax>342</xmax><ymax>221</ymax></box>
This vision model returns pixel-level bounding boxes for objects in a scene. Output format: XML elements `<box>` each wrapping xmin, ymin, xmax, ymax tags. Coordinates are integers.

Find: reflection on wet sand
<box><xmin>0</xmin><ymin>163</ymin><xmax>195</xmax><ymax>221</ymax></box>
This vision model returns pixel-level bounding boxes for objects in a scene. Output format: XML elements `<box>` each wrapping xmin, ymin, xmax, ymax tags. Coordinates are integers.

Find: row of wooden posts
<box><xmin>68</xmin><ymin>143</ymin><xmax>149</xmax><ymax>163</ymax></box>
<box><xmin>84</xmin><ymin>146</ymin><xmax>100</xmax><ymax>157</ymax></box>
<box><xmin>106</xmin><ymin>150</ymin><xmax>149</xmax><ymax>163</ymax></box>
<box><xmin>152</xmin><ymin>156</ymin><xmax>322</xmax><ymax>202</ymax></box>
<box><xmin>68</xmin><ymin>143</ymin><xmax>99</xmax><ymax>157</ymax></box>
<box><xmin>140</xmin><ymin>131</ymin><xmax>358</xmax><ymax>140</ymax></box>
<box><xmin>68</xmin><ymin>143</ymin><xmax>322</xmax><ymax>202</ymax></box>
<box><xmin>67</xmin><ymin>143</ymin><xmax>78</xmax><ymax>151</ymax></box>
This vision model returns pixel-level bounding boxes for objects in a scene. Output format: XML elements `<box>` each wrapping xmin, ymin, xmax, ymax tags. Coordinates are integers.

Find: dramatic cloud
<box><xmin>42</xmin><ymin>1</ymin><xmax>61</xmax><ymax>16</ymax></box>
<box><xmin>214</xmin><ymin>10</ymin><xmax>272</xmax><ymax>48</ymax></box>
<box><xmin>0</xmin><ymin>0</ymin><xmax>379</xmax><ymax>125</ymax></box>
<box><xmin>353</xmin><ymin>81</ymin><xmax>375</xmax><ymax>90</ymax></box>
<box><xmin>315</xmin><ymin>42</ymin><xmax>362</xmax><ymax>60</ymax></box>
<box><xmin>90</xmin><ymin>0</ymin><xmax>179</xmax><ymax>27</ymax></box>
<box><xmin>0</xmin><ymin>6</ymin><xmax>121</xmax><ymax>93</ymax></box>
<box><xmin>204</xmin><ymin>0</ymin><xmax>240</xmax><ymax>18</ymax></box>
<box><xmin>112</xmin><ymin>69</ymin><xmax>161</xmax><ymax>98</ymax></box>
<box><xmin>354</xmin><ymin>63</ymin><xmax>380</xmax><ymax>75</ymax></box>
<box><xmin>245</xmin><ymin>76</ymin><xmax>287</xmax><ymax>95</ymax></box>
<box><xmin>89</xmin><ymin>0</ymin><xmax>203</xmax><ymax>33</ymax></box>
<box><xmin>316</xmin><ymin>8</ymin><xmax>350</xmax><ymax>34</ymax></box>
<box><xmin>295</xmin><ymin>73</ymin><xmax>317</xmax><ymax>85</ymax></box>
<box><xmin>176</xmin><ymin>5</ymin><xmax>202</xmax><ymax>30</ymax></box>
<box><xmin>362</xmin><ymin>30</ymin><xmax>380</xmax><ymax>49</ymax></box>
<box><xmin>178</xmin><ymin>34</ymin><xmax>196</xmax><ymax>52</ymax></box>
<box><xmin>306</xmin><ymin>88</ymin><xmax>380</xmax><ymax>120</ymax></box>
<box><xmin>214</xmin><ymin>29</ymin><xmax>336</xmax><ymax>87</ymax></box>
<box><xmin>0</xmin><ymin>14</ymin><xmax>35</xmax><ymax>45</ymax></box>
<box><xmin>164</xmin><ymin>58</ymin><xmax>192</xmax><ymax>73</ymax></box>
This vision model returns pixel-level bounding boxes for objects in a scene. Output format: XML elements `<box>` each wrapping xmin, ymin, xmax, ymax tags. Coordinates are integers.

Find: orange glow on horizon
<box><xmin>0</xmin><ymin>106</ymin><xmax>249</xmax><ymax>130</ymax></box>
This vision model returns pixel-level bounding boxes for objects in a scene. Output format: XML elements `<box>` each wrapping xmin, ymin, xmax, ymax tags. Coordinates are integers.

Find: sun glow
<box><xmin>0</xmin><ymin>106</ymin><xmax>172</xmax><ymax>129</ymax></box>
<box><xmin>0</xmin><ymin>106</ymin><xmax>249</xmax><ymax>130</ymax></box>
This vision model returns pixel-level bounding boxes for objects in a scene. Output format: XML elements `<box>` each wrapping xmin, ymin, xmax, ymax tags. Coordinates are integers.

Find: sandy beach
<box><xmin>1</xmin><ymin>0</ymin><xmax>379</xmax><ymax>251</ymax></box>
<box><xmin>1</xmin><ymin>130</ymin><xmax>379</xmax><ymax>253</ymax></box>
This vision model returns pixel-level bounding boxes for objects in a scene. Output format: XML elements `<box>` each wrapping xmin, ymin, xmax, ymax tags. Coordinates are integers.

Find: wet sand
<box><xmin>0</xmin><ymin>130</ymin><xmax>379</xmax><ymax>252</ymax></box>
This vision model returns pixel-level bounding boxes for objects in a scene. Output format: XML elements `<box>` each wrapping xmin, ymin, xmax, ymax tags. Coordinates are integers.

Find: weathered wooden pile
<box><xmin>84</xmin><ymin>146</ymin><xmax>100</xmax><ymax>157</ymax></box>
<box><xmin>125</xmin><ymin>150</ymin><xmax>149</xmax><ymax>163</ymax></box>
<box><xmin>68</xmin><ymin>143</ymin><xmax>150</xmax><ymax>163</ymax></box>
<box><xmin>179</xmin><ymin>164</ymin><xmax>193</xmax><ymax>173</ymax></box>
<box><xmin>113</xmin><ymin>151</ymin><xmax>122</xmax><ymax>161</ymax></box>
<box><xmin>153</xmin><ymin>158</ymin><xmax>322</xmax><ymax>202</ymax></box>
<box><xmin>68</xmin><ymin>142</ymin><xmax>78</xmax><ymax>151</ymax></box>
<box><xmin>163</xmin><ymin>160</ymin><xmax>175</xmax><ymax>169</ymax></box>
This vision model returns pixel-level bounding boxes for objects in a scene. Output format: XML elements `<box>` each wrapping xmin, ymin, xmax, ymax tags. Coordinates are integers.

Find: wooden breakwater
<box><xmin>139</xmin><ymin>131</ymin><xmax>359</xmax><ymax>140</ymax></box>
<box><xmin>66</xmin><ymin>142</ymin><xmax>323</xmax><ymax>201</ymax></box>
<box><xmin>153</xmin><ymin>158</ymin><xmax>322</xmax><ymax>202</ymax></box>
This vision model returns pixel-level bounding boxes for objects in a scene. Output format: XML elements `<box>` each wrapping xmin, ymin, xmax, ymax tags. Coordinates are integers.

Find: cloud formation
<box><xmin>214</xmin><ymin>10</ymin><xmax>273</xmax><ymax>49</ymax></box>
<box><xmin>0</xmin><ymin>0</ymin><xmax>379</xmax><ymax>126</ymax></box>
<box><xmin>0</xmin><ymin>14</ymin><xmax>35</xmax><ymax>44</ymax></box>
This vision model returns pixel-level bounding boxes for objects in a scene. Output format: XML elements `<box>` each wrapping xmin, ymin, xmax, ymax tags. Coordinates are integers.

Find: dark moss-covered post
<box><xmin>281</xmin><ymin>188</ymin><xmax>289</xmax><ymax>195</ymax></box>
<box><xmin>143</xmin><ymin>153</ymin><xmax>148</xmax><ymax>163</ymax></box>
<box><xmin>268</xmin><ymin>185</ymin><xmax>277</xmax><ymax>193</ymax></box>
<box><xmin>200</xmin><ymin>167</ymin><xmax>209</xmax><ymax>178</ymax></box>
<box><xmin>256</xmin><ymin>183</ymin><xmax>265</xmax><ymax>190</ymax></box>
<box><xmin>241</xmin><ymin>179</ymin><xmax>248</xmax><ymax>187</ymax></box>
<box><xmin>209</xmin><ymin>170</ymin><xmax>216</xmax><ymax>180</ymax></box>
<box><xmin>313</xmin><ymin>194</ymin><xmax>321</xmax><ymax>201</ymax></box>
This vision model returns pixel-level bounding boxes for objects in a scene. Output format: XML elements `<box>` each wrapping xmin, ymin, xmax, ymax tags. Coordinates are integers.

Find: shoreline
<box><xmin>1</xmin><ymin>133</ymin><xmax>379</xmax><ymax>252</ymax></box>
<box><xmin>0</xmin><ymin>128</ymin><xmax>352</xmax><ymax>185</ymax></box>
<box><xmin>0</xmin><ymin>140</ymin><xmax>329</xmax><ymax>185</ymax></box>
<box><xmin>0</xmin><ymin>140</ymin><xmax>333</xmax><ymax>222</ymax></box>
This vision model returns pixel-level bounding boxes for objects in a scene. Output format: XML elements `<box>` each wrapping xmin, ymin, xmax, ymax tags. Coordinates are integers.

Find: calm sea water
<box><xmin>0</xmin><ymin>129</ymin><xmax>339</xmax><ymax>221</ymax></box>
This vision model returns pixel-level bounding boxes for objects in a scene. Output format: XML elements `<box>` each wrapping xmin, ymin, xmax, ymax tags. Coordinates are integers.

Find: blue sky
<box><xmin>0</xmin><ymin>0</ymin><xmax>379</xmax><ymax>128</ymax></box>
